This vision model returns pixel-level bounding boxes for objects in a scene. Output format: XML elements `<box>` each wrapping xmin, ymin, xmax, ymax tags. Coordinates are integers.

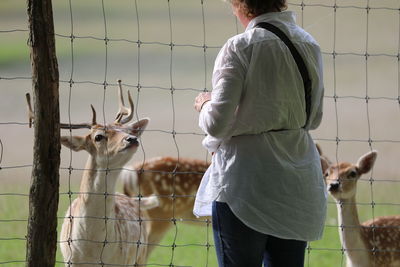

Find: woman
<box><xmin>193</xmin><ymin>0</ymin><xmax>326</xmax><ymax>266</ymax></box>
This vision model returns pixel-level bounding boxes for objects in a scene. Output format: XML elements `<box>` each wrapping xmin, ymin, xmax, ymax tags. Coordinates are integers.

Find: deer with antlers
<box><xmin>26</xmin><ymin>80</ymin><xmax>159</xmax><ymax>266</ymax></box>
<box><xmin>122</xmin><ymin>156</ymin><xmax>210</xmax><ymax>254</ymax></box>
<box><xmin>318</xmin><ymin>145</ymin><xmax>400</xmax><ymax>267</ymax></box>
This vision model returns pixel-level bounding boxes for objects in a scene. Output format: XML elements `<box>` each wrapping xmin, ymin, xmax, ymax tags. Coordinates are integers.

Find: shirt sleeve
<box><xmin>308</xmin><ymin>47</ymin><xmax>324</xmax><ymax>130</ymax></box>
<box><xmin>198</xmin><ymin>41</ymin><xmax>246</xmax><ymax>139</ymax></box>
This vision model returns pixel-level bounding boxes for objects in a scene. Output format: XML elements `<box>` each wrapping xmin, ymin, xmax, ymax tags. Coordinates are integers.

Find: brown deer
<box><xmin>122</xmin><ymin>156</ymin><xmax>210</xmax><ymax>254</ymax></box>
<box><xmin>318</xmin><ymin>145</ymin><xmax>400</xmax><ymax>267</ymax></box>
<box><xmin>26</xmin><ymin>81</ymin><xmax>158</xmax><ymax>266</ymax></box>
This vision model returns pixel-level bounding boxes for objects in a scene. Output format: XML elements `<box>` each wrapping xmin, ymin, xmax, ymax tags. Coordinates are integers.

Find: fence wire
<box><xmin>0</xmin><ymin>0</ymin><xmax>400</xmax><ymax>266</ymax></box>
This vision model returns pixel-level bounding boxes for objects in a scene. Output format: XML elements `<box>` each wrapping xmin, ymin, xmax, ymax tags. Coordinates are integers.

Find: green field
<box><xmin>1</xmin><ymin>181</ymin><xmax>400</xmax><ymax>266</ymax></box>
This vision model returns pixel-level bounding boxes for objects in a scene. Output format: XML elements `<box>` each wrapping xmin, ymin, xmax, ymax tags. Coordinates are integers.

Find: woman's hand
<box><xmin>194</xmin><ymin>92</ymin><xmax>211</xmax><ymax>112</ymax></box>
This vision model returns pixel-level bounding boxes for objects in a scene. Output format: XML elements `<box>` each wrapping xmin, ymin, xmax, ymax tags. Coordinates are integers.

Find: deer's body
<box><xmin>319</xmin><ymin>147</ymin><xmax>400</xmax><ymax>267</ymax></box>
<box><xmin>123</xmin><ymin>157</ymin><xmax>210</xmax><ymax>252</ymax></box>
<box><xmin>60</xmin><ymin>155</ymin><xmax>157</xmax><ymax>266</ymax></box>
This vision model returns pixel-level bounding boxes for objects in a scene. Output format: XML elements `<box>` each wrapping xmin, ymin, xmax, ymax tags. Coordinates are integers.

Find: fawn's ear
<box><xmin>125</xmin><ymin>118</ymin><xmax>150</xmax><ymax>137</ymax></box>
<box><xmin>357</xmin><ymin>151</ymin><xmax>378</xmax><ymax>175</ymax></box>
<box><xmin>316</xmin><ymin>143</ymin><xmax>323</xmax><ymax>156</ymax></box>
<box><xmin>315</xmin><ymin>143</ymin><xmax>331</xmax><ymax>174</ymax></box>
<box><xmin>320</xmin><ymin>157</ymin><xmax>330</xmax><ymax>175</ymax></box>
<box><xmin>61</xmin><ymin>136</ymin><xmax>88</xmax><ymax>152</ymax></box>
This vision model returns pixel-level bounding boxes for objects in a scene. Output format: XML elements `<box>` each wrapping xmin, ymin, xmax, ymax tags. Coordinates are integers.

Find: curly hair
<box><xmin>228</xmin><ymin>0</ymin><xmax>287</xmax><ymax>18</ymax></box>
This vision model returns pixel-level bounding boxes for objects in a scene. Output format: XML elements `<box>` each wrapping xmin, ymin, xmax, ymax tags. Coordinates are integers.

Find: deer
<box><xmin>318</xmin><ymin>145</ymin><xmax>400</xmax><ymax>267</ymax></box>
<box><xmin>26</xmin><ymin>80</ymin><xmax>159</xmax><ymax>266</ymax></box>
<box><xmin>122</xmin><ymin>156</ymin><xmax>210</xmax><ymax>255</ymax></box>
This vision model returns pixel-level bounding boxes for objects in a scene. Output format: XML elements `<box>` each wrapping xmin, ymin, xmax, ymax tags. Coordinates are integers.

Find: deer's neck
<box><xmin>337</xmin><ymin>196</ymin><xmax>371</xmax><ymax>267</ymax></box>
<box><xmin>77</xmin><ymin>155</ymin><xmax>121</xmax><ymax>219</ymax></box>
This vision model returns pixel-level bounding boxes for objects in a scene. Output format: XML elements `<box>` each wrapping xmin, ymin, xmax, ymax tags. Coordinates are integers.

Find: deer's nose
<box><xmin>328</xmin><ymin>182</ymin><xmax>340</xmax><ymax>192</ymax></box>
<box><xmin>126</xmin><ymin>136</ymin><xmax>138</xmax><ymax>145</ymax></box>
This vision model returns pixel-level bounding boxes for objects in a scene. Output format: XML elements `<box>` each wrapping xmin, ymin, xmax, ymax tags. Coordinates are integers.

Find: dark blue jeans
<box><xmin>212</xmin><ymin>201</ymin><xmax>307</xmax><ymax>267</ymax></box>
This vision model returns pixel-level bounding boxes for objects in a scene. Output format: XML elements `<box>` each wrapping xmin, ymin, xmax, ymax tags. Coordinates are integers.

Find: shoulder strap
<box><xmin>256</xmin><ymin>22</ymin><xmax>311</xmax><ymax>128</ymax></box>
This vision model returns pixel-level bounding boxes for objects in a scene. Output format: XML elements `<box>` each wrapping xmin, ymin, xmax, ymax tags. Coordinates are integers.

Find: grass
<box><xmin>147</xmin><ymin>222</ymin><xmax>217</xmax><ymax>267</ymax></box>
<box><xmin>1</xmin><ymin>180</ymin><xmax>399</xmax><ymax>266</ymax></box>
<box><xmin>0</xmin><ymin>42</ymin><xmax>29</xmax><ymax>66</ymax></box>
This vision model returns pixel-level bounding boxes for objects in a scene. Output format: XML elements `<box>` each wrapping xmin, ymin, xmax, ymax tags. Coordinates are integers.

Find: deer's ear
<box><xmin>316</xmin><ymin>143</ymin><xmax>323</xmax><ymax>156</ymax></box>
<box><xmin>61</xmin><ymin>136</ymin><xmax>88</xmax><ymax>151</ymax></box>
<box><xmin>320</xmin><ymin>157</ymin><xmax>330</xmax><ymax>175</ymax></box>
<box><xmin>315</xmin><ymin>143</ymin><xmax>331</xmax><ymax>174</ymax></box>
<box><xmin>125</xmin><ymin>118</ymin><xmax>149</xmax><ymax>137</ymax></box>
<box><xmin>357</xmin><ymin>151</ymin><xmax>378</xmax><ymax>175</ymax></box>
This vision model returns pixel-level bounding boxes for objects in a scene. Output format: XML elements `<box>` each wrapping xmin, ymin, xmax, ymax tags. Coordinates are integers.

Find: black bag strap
<box><xmin>256</xmin><ymin>22</ymin><xmax>311</xmax><ymax>128</ymax></box>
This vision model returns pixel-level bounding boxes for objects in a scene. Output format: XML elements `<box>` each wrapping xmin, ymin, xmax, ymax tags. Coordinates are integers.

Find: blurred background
<box><xmin>1</xmin><ymin>0</ymin><xmax>399</xmax><ymax>266</ymax></box>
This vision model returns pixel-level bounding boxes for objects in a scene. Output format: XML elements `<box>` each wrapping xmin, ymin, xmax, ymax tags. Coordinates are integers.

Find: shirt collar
<box><xmin>245</xmin><ymin>11</ymin><xmax>296</xmax><ymax>31</ymax></box>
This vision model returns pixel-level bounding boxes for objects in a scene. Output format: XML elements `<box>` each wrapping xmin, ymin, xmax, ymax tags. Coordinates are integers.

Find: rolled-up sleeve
<box><xmin>199</xmin><ymin>41</ymin><xmax>246</xmax><ymax>139</ymax></box>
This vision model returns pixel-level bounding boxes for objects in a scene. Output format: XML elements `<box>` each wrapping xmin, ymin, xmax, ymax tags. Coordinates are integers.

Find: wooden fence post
<box><xmin>26</xmin><ymin>0</ymin><xmax>60</xmax><ymax>266</ymax></box>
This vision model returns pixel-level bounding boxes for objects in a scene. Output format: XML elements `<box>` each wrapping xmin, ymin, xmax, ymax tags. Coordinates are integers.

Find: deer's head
<box><xmin>27</xmin><ymin>80</ymin><xmax>149</xmax><ymax>168</ymax></box>
<box><xmin>318</xmin><ymin>145</ymin><xmax>378</xmax><ymax>201</ymax></box>
<box><xmin>60</xmin><ymin>118</ymin><xmax>149</xmax><ymax>168</ymax></box>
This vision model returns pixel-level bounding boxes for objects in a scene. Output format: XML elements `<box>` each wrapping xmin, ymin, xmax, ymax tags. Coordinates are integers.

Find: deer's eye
<box><xmin>94</xmin><ymin>134</ymin><xmax>105</xmax><ymax>142</ymax></box>
<box><xmin>348</xmin><ymin>170</ymin><xmax>357</xmax><ymax>178</ymax></box>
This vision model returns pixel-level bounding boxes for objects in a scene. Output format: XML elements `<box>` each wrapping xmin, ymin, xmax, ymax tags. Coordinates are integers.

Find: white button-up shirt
<box><xmin>193</xmin><ymin>11</ymin><xmax>327</xmax><ymax>241</ymax></box>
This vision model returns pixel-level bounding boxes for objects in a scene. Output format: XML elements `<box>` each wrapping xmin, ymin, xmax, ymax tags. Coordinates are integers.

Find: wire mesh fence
<box><xmin>0</xmin><ymin>0</ymin><xmax>400</xmax><ymax>266</ymax></box>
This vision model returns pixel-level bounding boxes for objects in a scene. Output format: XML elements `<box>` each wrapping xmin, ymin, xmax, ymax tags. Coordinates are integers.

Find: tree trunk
<box><xmin>26</xmin><ymin>0</ymin><xmax>60</xmax><ymax>266</ymax></box>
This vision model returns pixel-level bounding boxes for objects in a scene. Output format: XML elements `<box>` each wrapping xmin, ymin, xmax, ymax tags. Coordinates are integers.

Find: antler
<box><xmin>114</xmin><ymin>79</ymin><xmax>134</xmax><ymax>125</ymax></box>
<box><xmin>59</xmin><ymin>105</ymin><xmax>96</xmax><ymax>129</ymax></box>
<box><xmin>25</xmin><ymin>80</ymin><xmax>133</xmax><ymax>130</ymax></box>
<box><xmin>25</xmin><ymin>93</ymin><xmax>95</xmax><ymax>129</ymax></box>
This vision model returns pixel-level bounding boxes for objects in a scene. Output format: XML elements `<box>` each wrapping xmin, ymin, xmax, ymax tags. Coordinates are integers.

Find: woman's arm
<box><xmin>194</xmin><ymin>92</ymin><xmax>211</xmax><ymax>112</ymax></box>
